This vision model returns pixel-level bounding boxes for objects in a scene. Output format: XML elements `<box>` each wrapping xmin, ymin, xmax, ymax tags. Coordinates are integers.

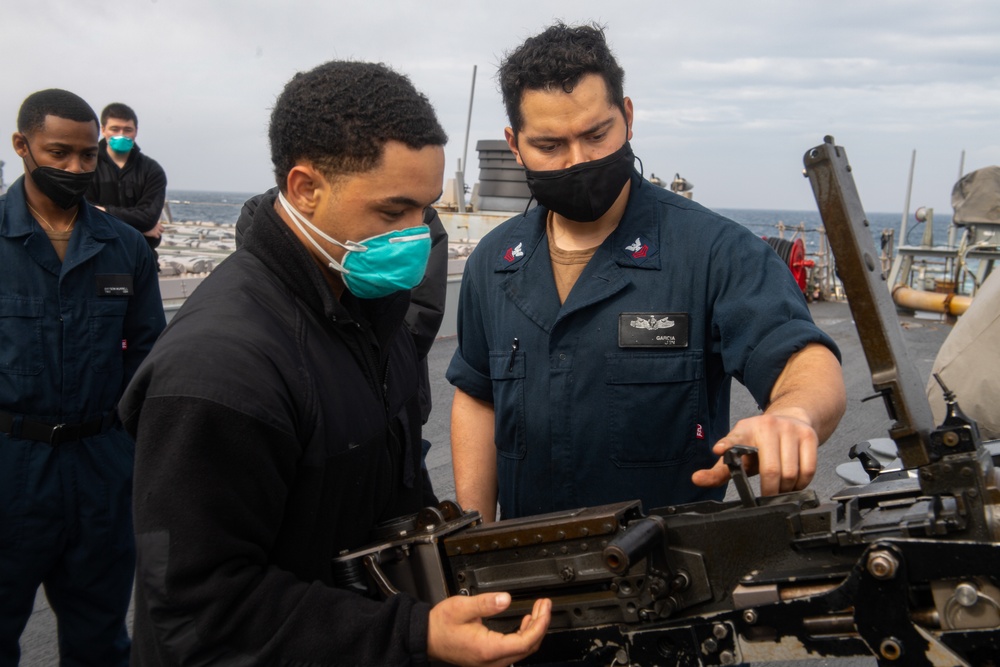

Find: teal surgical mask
<box><xmin>278</xmin><ymin>191</ymin><xmax>431</xmax><ymax>299</ymax></box>
<box><xmin>108</xmin><ymin>135</ymin><xmax>134</xmax><ymax>153</ymax></box>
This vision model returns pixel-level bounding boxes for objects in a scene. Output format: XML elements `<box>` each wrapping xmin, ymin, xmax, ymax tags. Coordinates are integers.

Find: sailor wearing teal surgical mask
<box><xmin>278</xmin><ymin>189</ymin><xmax>432</xmax><ymax>299</ymax></box>
<box><xmin>120</xmin><ymin>60</ymin><xmax>552</xmax><ymax>667</ymax></box>
<box><xmin>85</xmin><ymin>103</ymin><xmax>167</xmax><ymax>251</ymax></box>
<box><xmin>274</xmin><ymin>143</ymin><xmax>440</xmax><ymax>300</ymax></box>
<box><xmin>102</xmin><ymin>114</ymin><xmax>137</xmax><ymax>157</ymax></box>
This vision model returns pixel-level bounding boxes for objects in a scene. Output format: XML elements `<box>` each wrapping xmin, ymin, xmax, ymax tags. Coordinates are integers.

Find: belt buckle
<box><xmin>49</xmin><ymin>423</ymin><xmax>66</xmax><ymax>445</ymax></box>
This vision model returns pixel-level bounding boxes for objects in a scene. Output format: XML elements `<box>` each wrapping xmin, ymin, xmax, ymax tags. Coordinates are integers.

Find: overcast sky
<box><xmin>4</xmin><ymin>0</ymin><xmax>998</xmax><ymax>213</ymax></box>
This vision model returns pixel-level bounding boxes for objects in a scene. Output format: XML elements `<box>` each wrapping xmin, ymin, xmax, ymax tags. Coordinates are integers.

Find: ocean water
<box><xmin>717</xmin><ymin>207</ymin><xmax>955</xmax><ymax>252</ymax></box>
<box><xmin>167</xmin><ymin>189</ymin><xmax>955</xmax><ymax>251</ymax></box>
<box><xmin>165</xmin><ymin>190</ymin><xmax>257</xmax><ymax>226</ymax></box>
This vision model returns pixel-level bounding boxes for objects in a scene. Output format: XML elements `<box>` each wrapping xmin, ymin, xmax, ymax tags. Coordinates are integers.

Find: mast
<box><xmin>453</xmin><ymin>65</ymin><xmax>477</xmax><ymax>212</ymax></box>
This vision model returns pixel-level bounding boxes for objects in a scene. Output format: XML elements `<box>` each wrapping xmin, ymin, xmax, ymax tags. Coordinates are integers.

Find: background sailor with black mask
<box><xmin>0</xmin><ymin>88</ymin><xmax>165</xmax><ymax>666</ymax></box>
<box><xmin>446</xmin><ymin>22</ymin><xmax>847</xmax><ymax>524</ymax></box>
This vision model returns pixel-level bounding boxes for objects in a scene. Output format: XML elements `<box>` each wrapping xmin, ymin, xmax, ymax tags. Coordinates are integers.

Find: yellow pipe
<box><xmin>892</xmin><ymin>286</ymin><xmax>972</xmax><ymax>316</ymax></box>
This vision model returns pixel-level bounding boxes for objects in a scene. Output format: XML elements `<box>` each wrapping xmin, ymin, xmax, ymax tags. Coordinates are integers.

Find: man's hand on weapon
<box><xmin>427</xmin><ymin>592</ymin><xmax>552</xmax><ymax>667</ymax></box>
<box><xmin>691</xmin><ymin>409</ymin><xmax>819</xmax><ymax>496</ymax></box>
<box><xmin>692</xmin><ymin>342</ymin><xmax>845</xmax><ymax>496</ymax></box>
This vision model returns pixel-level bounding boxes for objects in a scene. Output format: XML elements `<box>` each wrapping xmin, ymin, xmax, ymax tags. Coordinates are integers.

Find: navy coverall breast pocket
<box><xmin>489</xmin><ymin>349</ymin><xmax>526</xmax><ymax>459</ymax></box>
<box><xmin>88</xmin><ymin>298</ymin><xmax>129</xmax><ymax>374</ymax></box>
<box><xmin>0</xmin><ymin>297</ymin><xmax>44</xmax><ymax>376</ymax></box>
<box><xmin>604</xmin><ymin>351</ymin><xmax>704</xmax><ymax>467</ymax></box>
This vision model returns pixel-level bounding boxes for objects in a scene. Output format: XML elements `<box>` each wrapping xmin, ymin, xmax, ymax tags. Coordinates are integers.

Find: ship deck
<box><xmin>19</xmin><ymin>299</ymin><xmax>954</xmax><ymax>667</ymax></box>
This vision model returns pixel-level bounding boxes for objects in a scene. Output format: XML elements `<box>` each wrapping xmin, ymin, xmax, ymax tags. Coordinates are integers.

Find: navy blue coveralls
<box><xmin>0</xmin><ymin>178</ymin><xmax>165</xmax><ymax>666</ymax></box>
<box><xmin>447</xmin><ymin>173</ymin><xmax>839</xmax><ymax>519</ymax></box>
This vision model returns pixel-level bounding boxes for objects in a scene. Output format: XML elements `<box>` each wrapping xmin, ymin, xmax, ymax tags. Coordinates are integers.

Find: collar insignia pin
<box><xmin>625</xmin><ymin>237</ymin><xmax>648</xmax><ymax>259</ymax></box>
<box><xmin>503</xmin><ymin>242</ymin><xmax>524</xmax><ymax>263</ymax></box>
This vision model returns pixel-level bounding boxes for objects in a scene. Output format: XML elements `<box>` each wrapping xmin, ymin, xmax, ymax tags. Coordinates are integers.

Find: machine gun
<box><xmin>335</xmin><ymin>137</ymin><xmax>1000</xmax><ymax>666</ymax></box>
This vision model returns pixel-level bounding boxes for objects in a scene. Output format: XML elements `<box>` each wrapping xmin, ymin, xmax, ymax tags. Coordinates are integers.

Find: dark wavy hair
<box><xmin>269</xmin><ymin>61</ymin><xmax>448</xmax><ymax>189</ymax></box>
<box><xmin>17</xmin><ymin>89</ymin><xmax>99</xmax><ymax>134</ymax></box>
<box><xmin>101</xmin><ymin>103</ymin><xmax>138</xmax><ymax>127</ymax></box>
<box><xmin>498</xmin><ymin>22</ymin><xmax>626</xmax><ymax>134</ymax></box>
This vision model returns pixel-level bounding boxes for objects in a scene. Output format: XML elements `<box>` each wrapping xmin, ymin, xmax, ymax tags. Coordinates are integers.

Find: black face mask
<box><xmin>24</xmin><ymin>145</ymin><xmax>95</xmax><ymax>210</ymax></box>
<box><xmin>524</xmin><ymin>142</ymin><xmax>635</xmax><ymax>222</ymax></box>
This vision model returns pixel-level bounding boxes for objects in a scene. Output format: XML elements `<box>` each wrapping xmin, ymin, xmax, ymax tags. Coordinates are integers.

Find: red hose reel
<box><xmin>764</xmin><ymin>237</ymin><xmax>814</xmax><ymax>293</ymax></box>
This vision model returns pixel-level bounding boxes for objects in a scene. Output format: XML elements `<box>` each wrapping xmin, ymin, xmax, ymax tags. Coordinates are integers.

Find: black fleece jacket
<box><xmin>85</xmin><ymin>139</ymin><xmax>167</xmax><ymax>249</ymax></box>
<box><xmin>235</xmin><ymin>190</ymin><xmax>448</xmax><ymax>423</ymax></box>
<box><xmin>120</xmin><ymin>193</ymin><xmax>435</xmax><ymax>666</ymax></box>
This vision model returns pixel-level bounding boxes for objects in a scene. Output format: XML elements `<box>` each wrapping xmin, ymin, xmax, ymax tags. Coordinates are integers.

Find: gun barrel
<box><xmin>603</xmin><ymin>515</ymin><xmax>667</xmax><ymax>574</ymax></box>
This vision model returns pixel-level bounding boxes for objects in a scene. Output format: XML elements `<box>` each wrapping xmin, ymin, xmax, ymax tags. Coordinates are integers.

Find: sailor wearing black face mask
<box><xmin>522</xmin><ymin>141</ymin><xmax>636</xmax><ymax>224</ymax></box>
<box><xmin>447</xmin><ymin>23</ymin><xmax>846</xmax><ymax>526</ymax></box>
<box><xmin>21</xmin><ymin>142</ymin><xmax>97</xmax><ymax>209</ymax></box>
<box><xmin>0</xmin><ymin>89</ymin><xmax>164</xmax><ymax>666</ymax></box>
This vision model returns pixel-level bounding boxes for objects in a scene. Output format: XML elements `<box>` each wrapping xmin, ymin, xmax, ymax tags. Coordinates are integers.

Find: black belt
<box><xmin>0</xmin><ymin>411</ymin><xmax>116</xmax><ymax>445</ymax></box>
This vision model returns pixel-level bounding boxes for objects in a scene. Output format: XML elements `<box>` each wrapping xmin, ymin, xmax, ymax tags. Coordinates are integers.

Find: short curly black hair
<box><xmin>17</xmin><ymin>89</ymin><xmax>99</xmax><ymax>135</ymax></box>
<box><xmin>498</xmin><ymin>22</ymin><xmax>626</xmax><ymax>134</ymax></box>
<box><xmin>269</xmin><ymin>61</ymin><xmax>448</xmax><ymax>189</ymax></box>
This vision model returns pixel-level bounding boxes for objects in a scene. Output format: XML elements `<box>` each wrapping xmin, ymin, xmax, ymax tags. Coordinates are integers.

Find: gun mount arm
<box><xmin>802</xmin><ymin>136</ymin><xmax>936</xmax><ymax>469</ymax></box>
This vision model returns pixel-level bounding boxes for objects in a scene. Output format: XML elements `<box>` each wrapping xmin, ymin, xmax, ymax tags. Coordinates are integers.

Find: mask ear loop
<box><xmin>512</xmin><ymin>136</ymin><xmax>538</xmax><ymax>218</ymax></box>
<box><xmin>522</xmin><ymin>195</ymin><xmax>536</xmax><ymax>218</ymax></box>
<box><xmin>277</xmin><ymin>191</ymin><xmax>366</xmax><ymax>275</ymax></box>
<box><xmin>22</xmin><ymin>140</ymin><xmax>42</xmax><ymax>172</ymax></box>
<box><xmin>622</xmin><ymin>114</ymin><xmax>643</xmax><ymax>189</ymax></box>
<box><xmin>633</xmin><ymin>154</ymin><xmax>645</xmax><ymax>190</ymax></box>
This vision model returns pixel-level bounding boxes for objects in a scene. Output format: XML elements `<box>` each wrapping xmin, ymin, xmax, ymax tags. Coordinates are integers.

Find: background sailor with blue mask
<box><xmin>85</xmin><ymin>102</ymin><xmax>168</xmax><ymax>253</ymax></box>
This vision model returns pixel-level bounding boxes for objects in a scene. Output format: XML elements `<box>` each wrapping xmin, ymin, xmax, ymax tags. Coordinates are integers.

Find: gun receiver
<box><xmin>335</xmin><ymin>138</ymin><xmax>1000</xmax><ymax>665</ymax></box>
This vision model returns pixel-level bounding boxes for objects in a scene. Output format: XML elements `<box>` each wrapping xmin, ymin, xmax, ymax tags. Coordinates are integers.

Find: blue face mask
<box><xmin>108</xmin><ymin>135</ymin><xmax>134</xmax><ymax>153</ymax></box>
<box><xmin>278</xmin><ymin>191</ymin><xmax>431</xmax><ymax>299</ymax></box>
